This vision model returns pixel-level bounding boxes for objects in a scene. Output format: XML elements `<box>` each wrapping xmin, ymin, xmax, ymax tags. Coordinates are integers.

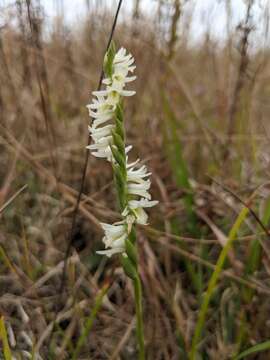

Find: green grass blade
<box><xmin>234</xmin><ymin>340</ymin><xmax>270</xmax><ymax>360</ymax></box>
<box><xmin>0</xmin><ymin>316</ymin><xmax>12</xmax><ymax>360</ymax></box>
<box><xmin>190</xmin><ymin>206</ymin><xmax>249</xmax><ymax>359</ymax></box>
<box><xmin>245</xmin><ymin>197</ymin><xmax>270</xmax><ymax>276</ymax></box>
<box><xmin>72</xmin><ymin>284</ymin><xmax>108</xmax><ymax>359</ymax></box>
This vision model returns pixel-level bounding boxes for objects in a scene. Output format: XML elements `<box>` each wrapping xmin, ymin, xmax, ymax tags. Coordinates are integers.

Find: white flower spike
<box><xmin>87</xmin><ymin>47</ymin><xmax>136</xmax><ymax>162</ymax></box>
<box><xmin>87</xmin><ymin>45</ymin><xmax>158</xmax><ymax>258</ymax></box>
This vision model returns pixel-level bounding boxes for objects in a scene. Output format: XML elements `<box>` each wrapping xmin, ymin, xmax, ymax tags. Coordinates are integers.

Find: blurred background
<box><xmin>1</xmin><ymin>0</ymin><xmax>270</xmax><ymax>359</ymax></box>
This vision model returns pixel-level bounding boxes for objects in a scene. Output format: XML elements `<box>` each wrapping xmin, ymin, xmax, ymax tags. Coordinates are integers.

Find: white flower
<box><xmin>96</xmin><ymin>247</ymin><xmax>125</xmax><ymax>257</ymax></box>
<box><xmin>96</xmin><ymin>222</ymin><xmax>128</xmax><ymax>257</ymax></box>
<box><xmin>127</xmin><ymin>163</ymin><xmax>151</xmax><ymax>183</ymax></box>
<box><xmin>125</xmin><ymin>145</ymin><xmax>133</xmax><ymax>154</ymax></box>
<box><xmin>125</xmin><ymin>157</ymin><xmax>158</xmax><ymax>225</ymax></box>
<box><xmin>127</xmin><ymin>161</ymin><xmax>152</xmax><ymax>198</ymax></box>
<box><xmin>86</xmin><ymin>94</ymin><xmax>114</xmax><ymax>160</ymax></box>
<box><xmin>113</xmin><ymin>47</ymin><xmax>136</xmax><ymax>76</ymax></box>
<box><xmin>128</xmin><ymin>180</ymin><xmax>151</xmax><ymax>199</ymax></box>
<box><xmin>114</xmin><ymin>47</ymin><xmax>133</xmax><ymax>64</ymax></box>
<box><xmin>101</xmin><ymin>47</ymin><xmax>136</xmax><ymax>96</ymax></box>
<box><xmin>87</xmin><ymin>47</ymin><xmax>136</xmax><ymax>165</ymax></box>
<box><xmin>124</xmin><ymin>207</ymin><xmax>148</xmax><ymax>225</ymax></box>
<box><xmin>89</xmin><ymin>47</ymin><xmax>158</xmax><ymax>258</ymax></box>
<box><xmin>126</xmin><ymin>158</ymin><xmax>140</xmax><ymax>168</ymax></box>
<box><xmin>122</xmin><ymin>199</ymin><xmax>159</xmax><ymax>225</ymax></box>
<box><xmin>103</xmin><ymin>73</ymin><xmax>136</xmax><ymax>91</ymax></box>
<box><xmin>87</xmin><ymin>96</ymin><xmax>114</xmax><ymax>123</ymax></box>
<box><xmin>86</xmin><ymin>135</ymin><xmax>112</xmax><ymax>161</ymax></box>
<box><xmin>128</xmin><ymin>199</ymin><xmax>159</xmax><ymax>209</ymax></box>
<box><xmin>89</xmin><ymin>124</ymin><xmax>115</xmax><ymax>141</ymax></box>
<box><xmin>93</xmin><ymin>87</ymin><xmax>136</xmax><ymax>106</ymax></box>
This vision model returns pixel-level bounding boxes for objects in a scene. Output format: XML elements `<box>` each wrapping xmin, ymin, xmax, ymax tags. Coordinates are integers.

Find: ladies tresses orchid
<box><xmin>87</xmin><ymin>46</ymin><xmax>158</xmax><ymax>257</ymax></box>
<box><xmin>122</xmin><ymin>199</ymin><xmax>159</xmax><ymax>225</ymax></box>
<box><xmin>96</xmin><ymin>222</ymin><xmax>128</xmax><ymax>257</ymax></box>
<box><xmin>87</xmin><ymin>48</ymin><xmax>136</xmax><ymax>161</ymax></box>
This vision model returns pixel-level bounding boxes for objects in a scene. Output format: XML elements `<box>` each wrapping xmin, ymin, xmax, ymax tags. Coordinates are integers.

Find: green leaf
<box><xmin>112</xmin><ymin>130</ymin><xmax>125</xmax><ymax>156</ymax></box>
<box><xmin>262</xmin><ymin>197</ymin><xmax>270</xmax><ymax>225</ymax></box>
<box><xmin>110</xmin><ymin>144</ymin><xmax>126</xmax><ymax>171</ymax></box>
<box><xmin>235</xmin><ymin>341</ymin><xmax>270</xmax><ymax>360</ymax></box>
<box><xmin>190</xmin><ymin>206</ymin><xmax>249</xmax><ymax>359</ymax></box>
<box><xmin>115</xmin><ymin>103</ymin><xmax>124</xmax><ymax>122</ymax></box>
<box><xmin>72</xmin><ymin>285</ymin><xmax>109</xmax><ymax>359</ymax></box>
<box><xmin>103</xmin><ymin>42</ymin><xmax>116</xmax><ymax>78</ymax></box>
<box><xmin>115</xmin><ymin>116</ymin><xmax>125</xmax><ymax>140</ymax></box>
<box><xmin>114</xmin><ymin>163</ymin><xmax>126</xmax><ymax>188</ymax></box>
<box><xmin>120</xmin><ymin>255</ymin><xmax>137</xmax><ymax>280</ymax></box>
<box><xmin>129</xmin><ymin>227</ymin><xmax>137</xmax><ymax>244</ymax></box>
<box><xmin>0</xmin><ymin>316</ymin><xmax>12</xmax><ymax>360</ymax></box>
<box><xmin>113</xmin><ymin>164</ymin><xmax>127</xmax><ymax>211</ymax></box>
<box><xmin>244</xmin><ymin>196</ymin><xmax>270</xmax><ymax>299</ymax></box>
<box><xmin>125</xmin><ymin>238</ymin><xmax>138</xmax><ymax>266</ymax></box>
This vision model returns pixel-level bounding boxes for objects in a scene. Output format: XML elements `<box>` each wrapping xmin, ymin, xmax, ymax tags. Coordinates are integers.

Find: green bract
<box><xmin>103</xmin><ymin>42</ymin><xmax>116</xmax><ymax>78</ymax></box>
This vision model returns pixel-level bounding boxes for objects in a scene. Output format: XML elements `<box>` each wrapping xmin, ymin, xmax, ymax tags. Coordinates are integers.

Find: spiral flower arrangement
<box><xmin>87</xmin><ymin>44</ymin><xmax>158</xmax><ymax>358</ymax></box>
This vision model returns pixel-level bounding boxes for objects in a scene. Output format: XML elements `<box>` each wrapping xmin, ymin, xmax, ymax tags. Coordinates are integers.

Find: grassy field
<box><xmin>1</xmin><ymin>0</ymin><xmax>270</xmax><ymax>359</ymax></box>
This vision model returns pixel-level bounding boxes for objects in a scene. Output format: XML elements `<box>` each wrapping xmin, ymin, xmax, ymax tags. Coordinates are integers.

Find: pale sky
<box><xmin>1</xmin><ymin>0</ymin><xmax>269</xmax><ymax>45</ymax></box>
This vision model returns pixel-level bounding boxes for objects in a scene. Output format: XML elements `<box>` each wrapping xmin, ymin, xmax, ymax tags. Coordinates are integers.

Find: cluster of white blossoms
<box><xmin>87</xmin><ymin>48</ymin><xmax>136</xmax><ymax>161</ymax></box>
<box><xmin>87</xmin><ymin>47</ymin><xmax>158</xmax><ymax>258</ymax></box>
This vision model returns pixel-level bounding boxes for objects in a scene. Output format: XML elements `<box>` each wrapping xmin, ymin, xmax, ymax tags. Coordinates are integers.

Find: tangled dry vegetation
<box><xmin>1</xmin><ymin>0</ymin><xmax>270</xmax><ymax>359</ymax></box>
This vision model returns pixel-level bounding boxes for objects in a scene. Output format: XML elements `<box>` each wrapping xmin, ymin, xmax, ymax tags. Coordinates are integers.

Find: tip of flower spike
<box><xmin>103</xmin><ymin>42</ymin><xmax>116</xmax><ymax>78</ymax></box>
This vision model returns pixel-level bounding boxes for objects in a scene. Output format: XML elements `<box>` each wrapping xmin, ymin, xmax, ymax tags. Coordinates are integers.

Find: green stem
<box><xmin>0</xmin><ymin>316</ymin><xmax>12</xmax><ymax>360</ymax></box>
<box><xmin>107</xmin><ymin>63</ymin><xmax>145</xmax><ymax>358</ymax></box>
<box><xmin>189</xmin><ymin>206</ymin><xmax>249</xmax><ymax>359</ymax></box>
<box><xmin>72</xmin><ymin>285</ymin><xmax>108</xmax><ymax>359</ymax></box>
<box><xmin>133</xmin><ymin>274</ymin><xmax>145</xmax><ymax>360</ymax></box>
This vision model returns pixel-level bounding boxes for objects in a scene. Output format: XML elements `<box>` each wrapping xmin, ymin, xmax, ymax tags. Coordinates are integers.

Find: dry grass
<box><xmin>1</xmin><ymin>0</ymin><xmax>270</xmax><ymax>359</ymax></box>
